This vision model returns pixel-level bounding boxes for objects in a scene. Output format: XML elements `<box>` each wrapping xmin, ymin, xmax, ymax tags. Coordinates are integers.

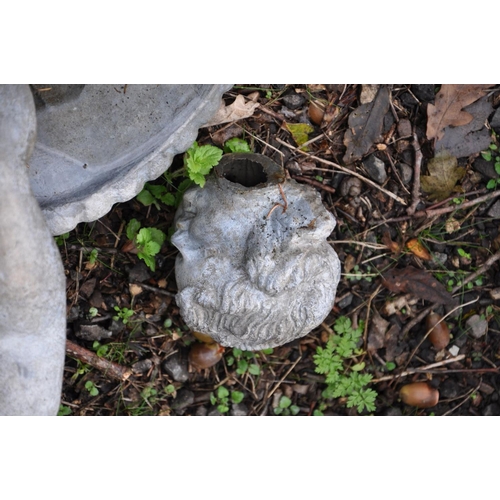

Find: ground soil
<box><xmin>59</xmin><ymin>84</ymin><xmax>500</xmax><ymax>416</ymax></box>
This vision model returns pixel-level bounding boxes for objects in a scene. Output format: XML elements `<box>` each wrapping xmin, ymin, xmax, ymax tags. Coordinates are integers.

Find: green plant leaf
<box><xmin>279</xmin><ymin>396</ymin><xmax>292</xmax><ymax>409</ymax></box>
<box><xmin>487</xmin><ymin>179</ymin><xmax>497</xmax><ymax>189</ymax></box>
<box><xmin>126</xmin><ymin>219</ymin><xmax>141</xmax><ymax>241</ymax></box>
<box><xmin>248</xmin><ymin>364</ymin><xmax>261</xmax><ymax>376</ymax></box>
<box><xmin>231</xmin><ymin>391</ymin><xmax>244</xmax><ymax>404</ymax></box>
<box><xmin>185</xmin><ymin>141</ymin><xmax>223</xmax><ymax>176</ymax></box>
<box><xmin>136</xmin><ymin>189</ymin><xmax>157</xmax><ymax>207</ymax></box>
<box><xmin>224</xmin><ymin>137</ymin><xmax>251</xmax><ymax>153</ymax></box>
<box><xmin>217</xmin><ymin>386</ymin><xmax>229</xmax><ymax>399</ymax></box>
<box><xmin>236</xmin><ymin>359</ymin><xmax>248</xmax><ymax>375</ymax></box>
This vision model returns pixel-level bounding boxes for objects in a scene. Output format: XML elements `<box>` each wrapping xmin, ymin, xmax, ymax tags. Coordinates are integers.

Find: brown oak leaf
<box><xmin>426</xmin><ymin>84</ymin><xmax>494</xmax><ymax>141</ymax></box>
<box><xmin>381</xmin><ymin>266</ymin><xmax>456</xmax><ymax>305</ymax></box>
<box><xmin>420</xmin><ymin>151</ymin><xmax>465</xmax><ymax>201</ymax></box>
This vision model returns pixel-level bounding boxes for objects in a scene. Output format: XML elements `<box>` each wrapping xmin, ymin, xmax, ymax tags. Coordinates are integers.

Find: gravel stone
<box><xmin>397</xmin><ymin>162</ymin><xmax>413</xmax><ymax>185</ymax></box>
<box><xmin>230</xmin><ymin>403</ymin><xmax>249</xmax><ymax>416</ymax></box>
<box><xmin>491</xmin><ymin>107</ymin><xmax>500</xmax><ymax>134</ymax></box>
<box><xmin>466</xmin><ymin>314</ymin><xmax>488</xmax><ymax>339</ymax></box>
<box><xmin>397</xmin><ymin>119</ymin><xmax>412</xmax><ymax>138</ymax></box>
<box><xmin>282</xmin><ymin>92</ymin><xmax>305</xmax><ymax>110</ymax></box>
<box><xmin>128</xmin><ymin>262</ymin><xmax>151</xmax><ymax>282</ymax></box>
<box><xmin>487</xmin><ymin>200</ymin><xmax>500</xmax><ymax>218</ymax></box>
<box><xmin>170</xmin><ymin>388</ymin><xmax>194</xmax><ymax>411</ymax></box>
<box><xmin>76</xmin><ymin>323</ymin><xmax>112</xmax><ymax>341</ymax></box>
<box><xmin>162</xmin><ymin>352</ymin><xmax>189</xmax><ymax>383</ymax></box>
<box><xmin>362</xmin><ymin>155</ymin><xmax>387</xmax><ymax>184</ymax></box>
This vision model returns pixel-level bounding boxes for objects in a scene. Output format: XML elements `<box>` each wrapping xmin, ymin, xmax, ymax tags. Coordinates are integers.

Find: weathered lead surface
<box><xmin>172</xmin><ymin>154</ymin><xmax>341</xmax><ymax>350</ymax></box>
<box><xmin>29</xmin><ymin>84</ymin><xmax>231</xmax><ymax>235</ymax></box>
<box><xmin>0</xmin><ymin>85</ymin><xmax>66</xmax><ymax>415</ymax></box>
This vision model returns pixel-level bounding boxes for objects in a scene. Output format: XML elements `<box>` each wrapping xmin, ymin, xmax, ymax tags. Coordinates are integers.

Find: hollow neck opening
<box><xmin>222</xmin><ymin>159</ymin><xmax>268</xmax><ymax>187</ymax></box>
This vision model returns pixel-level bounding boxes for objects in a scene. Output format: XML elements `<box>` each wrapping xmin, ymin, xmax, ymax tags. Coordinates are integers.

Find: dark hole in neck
<box><xmin>222</xmin><ymin>159</ymin><xmax>268</xmax><ymax>187</ymax></box>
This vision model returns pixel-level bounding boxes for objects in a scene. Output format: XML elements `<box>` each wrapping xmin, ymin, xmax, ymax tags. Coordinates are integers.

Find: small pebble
<box><xmin>170</xmin><ymin>388</ymin><xmax>194</xmax><ymax>411</ymax></box>
<box><xmin>282</xmin><ymin>92</ymin><xmax>305</xmax><ymax>110</ymax></box>
<box><xmin>465</xmin><ymin>314</ymin><xmax>488</xmax><ymax>339</ymax></box>
<box><xmin>397</xmin><ymin>162</ymin><xmax>413</xmax><ymax>185</ymax></box>
<box><xmin>230</xmin><ymin>403</ymin><xmax>249</xmax><ymax>416</ymax></box>
<box><xmin>162</xmin><ymin>353</ymin><xmax>189</xmax><ymax>383</ymax></box>
<box><xmin>128</xmin><ymin>262</ymin><xmax>151</xmax><ymax>282</ymax></box>
<box><xmin>132</xmin><ymin>358</ymin><xmax>153</xmax><ymax>374</ymax></box>
<box><xmin>487</xmin><ymin>200</ymin><xmax>500</xmax><ymax>219</ymax></box>
<box><xmin>397</xmin><ymin>119</ymin><xmax>412</xmax><ymax>138</ymax></box>
<box><xmin>76</xmin><ymin>323</ymin><xmax>112</xmax><ymax>341</ymax></box>
<box><xmin>362</xmin><ymin>155</ymin><xmax>387</xmax><ymax>184</ymax></box>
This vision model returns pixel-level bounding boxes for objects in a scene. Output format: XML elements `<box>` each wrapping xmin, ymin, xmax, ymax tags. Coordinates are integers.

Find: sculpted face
<box><xmin>171</xmin><ymin>154</ymin><xmax>342</xmax><ymax>350</ymax></box>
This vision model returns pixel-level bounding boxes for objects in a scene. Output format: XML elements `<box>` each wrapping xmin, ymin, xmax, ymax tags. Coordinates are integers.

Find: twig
<box><xmin>66</xmin><ymin>340</ymin><xmax>133</xmax><ymax>381</ymax></box>
<box><xmin>275</xmin><ymin>137</ymin><xmax>408</xmax><ymax>206</ymax></box>
<box><xmin>441</xmin><ymin>381</ymin><xmax>481</xmax><ymax>416</ymax></box>
<box><xmin>372</xmin><ymin>355</ymin><xmax>465</xmax><ymax>383</ymax></box>
<box><xmin>130</xmin><ymin>281</ymin><xmax>176</xmax><ymax>298</ymax></box>
<box><xmin>407</xmin><ymin>132</ymin><xmax>423</xmax><ymax>216</ymax></box>
<box><xmin>266</xmin><ymin>355</ymin><xmax>302</xmax><ymax>400</ymax></box>
<box><xmin>291</xmin><ymin>175</ymin><xmax>337</xmax><ymax>194</ymax></box>
<box><xmin>383</xmin><ymin>189</ymin><xmax>500</xmax><ymax>224</ymax></box>
<box><xmin>451</xmin><ymin>247</ymin><xmax>500</xmax><ymax>294</ymax></box>
<box><xmin>266</xmin><ymin>183</ymin><xmax>288</xmax><ymax>218</ymax></box>
<box><xmin>363</xmin><ymin>284</ymin><xmax>383</xmax><ymax>350</ymax></box>
<box><xmin>329</xmin><ymin>240</ymin><xmax>388</xmax><ymax>250</ymax></box>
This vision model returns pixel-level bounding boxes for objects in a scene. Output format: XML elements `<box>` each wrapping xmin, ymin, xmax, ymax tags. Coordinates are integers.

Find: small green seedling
<box><xmin>184</xmin><ymin>141</ymin><xmax>223</xmax><ymax>188</ymax></box>
<box><xmin>85</xmin><ymin>380</ymin><xmax>99</xmax><ymax>396</ymax></box>
<box><xmin>113</xmin><ymin>306</ymin><xmax>134</xmax><ymax>325</ymax></box>
<box><xmin>226</xmin><ymin>348</ymin><xmax>262</xmax><ymax>376</ymax></box>
<box><xmin>87</xmin><ymin>248</ymin><xmax>98</xmax><ymax>265</ymax></box>
<box><xmin>126</xmin><ymin>219</ymin><xmax>166</xmax><ymax>272</ymax></box>
<box><xmin>481</xmin><ymin>141</ymin><xmax>500</xmax><ymax>189</ymax></box>
<box><xmin>57</xmin><ymin>405</ymin><xmax>72</xmax><ymax>416</ymax></box>
<box><xmin>141</xmin><ymin>386</ymin><xmax>158</xmax><ymax>405</ymax></box>
<box><xmin>314</xmin><ymin>316</ymin><xmax>377</xmax><ymax>414</ymax></box>
<box><xmin>457</xmin><ymin>248</ymin><xmax>471</xmax><ymax>260</ymax></box>
<box><xmin>210</xmin><ymin>386</ymin><xmax>244</xmax><ymax>414</ymax></box>
<box><xmin>71</xmin><ymin>360</ymin><xmax>90</xmax><ymax>382</ymax></box>
<box><xmin>274</xmin><ymin>396</ymin><xmax>300</xmax><ymax>416</ymax></box>
<box><xmin>92</xmin><ymin>340</ymin><xmax>109</xmax><ymax>358</ymax></box>
<box><xmin>55</xmin><ymin>232</ymin><xmax>69</xmax><ymax>247</ymax></box>
<box><xmin>345</xmin><ymin>264</ymin><xmax>374</xmax><ymax>283</ymax></box>
<box><xmin>223</xmin><ymin>137</ymin><xmax>251</xmax><ymax>154</ymax></box>
<box><xmin>88</xmin><ymin>307</ymin><xmax>98</xmax><ymax>319</ymax></box>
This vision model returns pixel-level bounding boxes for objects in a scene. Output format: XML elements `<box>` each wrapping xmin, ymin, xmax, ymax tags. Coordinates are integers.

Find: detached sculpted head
<box><xmin>171</xmin><ymin>154</ymin><xmax>341</xmax><ymax>350</ymax></box>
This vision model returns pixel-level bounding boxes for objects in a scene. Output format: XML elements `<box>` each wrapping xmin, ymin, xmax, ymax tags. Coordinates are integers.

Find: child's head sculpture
<box><xmin>171</xmin><ymin>153</ymin><xmax>341</xmax><ymax>350</ymax></box>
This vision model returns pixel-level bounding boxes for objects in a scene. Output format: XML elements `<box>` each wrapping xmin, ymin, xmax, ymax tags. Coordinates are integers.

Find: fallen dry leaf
<box><xmin>382</xmin><ymin>230</ymin><xmax>402</xmax><ymax>254</ymax></box>
<box><xmin>343</xmin><ymin>86</ymin><xmax>391</xmax><ymax>164</ymax></box>
<box><xmin>435</xmin><ymin>95</ymin><xmax>493</xmax><ymax>158</ymax></box>
<box><xmin>421</xmin><ymin>150</ymin><xmax>465</xmax><ymax>201</ymax></box>
<box><xmin>204</xmin><ymin>93</ymin><xmax>259</xmax><ymax>127</ymax></box>
<box><xmin>381</xmin><ymin>266</ymin><xmax>456</xmax><ymax>305</ymax></box>
<box><xmin>406</xmin><ymin>238</ymin><xmax>432</xmax><ymax>260</ymax></box>
<box><xmin>426</xmin><ymin>84</ymin><xmax>494</xmax><ymax>141</ymax></box>
<box><xmin>367</xmin><ymin>310</ymin><xmax>390</xmax><ymax>354</ymax></box>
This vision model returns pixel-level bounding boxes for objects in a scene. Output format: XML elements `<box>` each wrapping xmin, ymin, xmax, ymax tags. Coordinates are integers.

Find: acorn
<box><xmin>425</xmin><ymin>312</ymin><xmax>450</xmax><ymax>351</ymax></box>
<box><xmin>399</xmin><ymin>382</ymin><xmax>439</xmax><ymax>408</ymax></box>
<box><xmin>188</xmin><ymin>342</ymin><xmax>224</xmax><ymax>370</ymax></box>
<box><xmin>308</xmin><ymin>100</ymin><xmax>326</xmax><ymax>126</ymax></box>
